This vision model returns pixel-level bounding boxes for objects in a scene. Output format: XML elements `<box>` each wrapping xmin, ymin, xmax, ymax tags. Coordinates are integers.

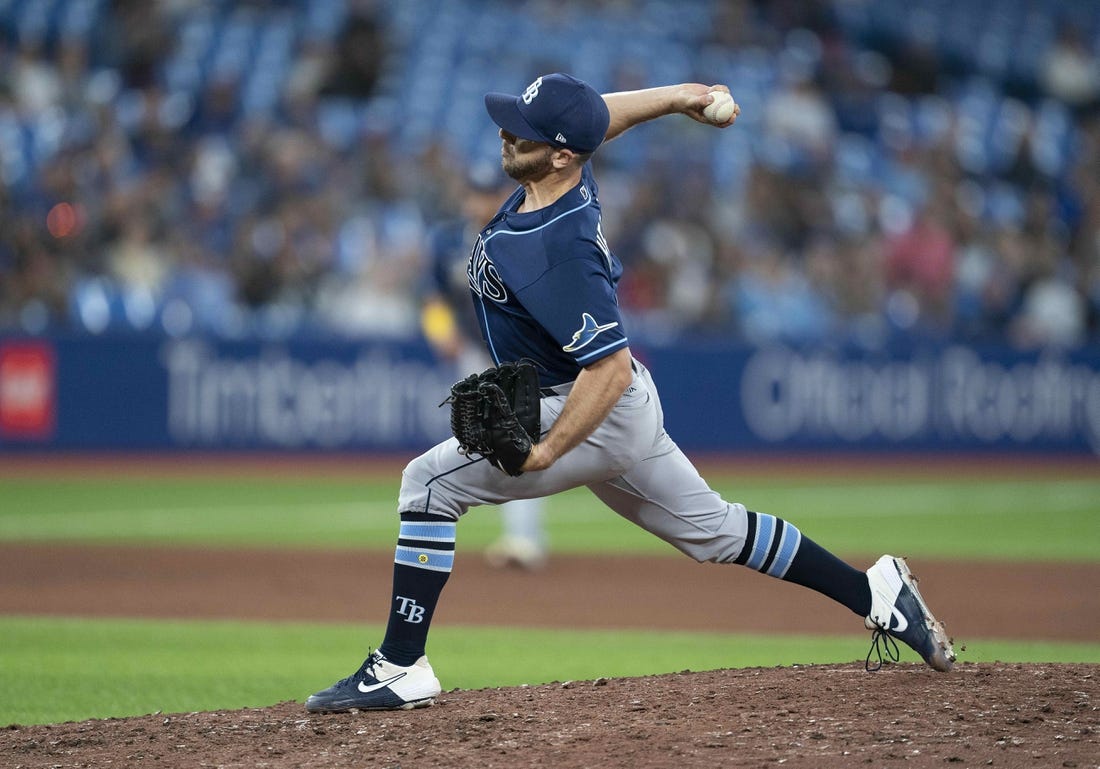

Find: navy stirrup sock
<box><xmin>736</xmin><ymin>511</ymin><xmax>871</xmax><ymax>617</ymax></box>
<box><xmin>379</xmin><ymin>512</ymin><xmax>456</xmax><ymax>666</ymax></box>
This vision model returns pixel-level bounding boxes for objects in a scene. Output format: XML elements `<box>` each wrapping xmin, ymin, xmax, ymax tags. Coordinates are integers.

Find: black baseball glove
<box><xmin>444</xmin><ymin>360</ymin><xmax>541</xmax><ymax>476</ymax></box>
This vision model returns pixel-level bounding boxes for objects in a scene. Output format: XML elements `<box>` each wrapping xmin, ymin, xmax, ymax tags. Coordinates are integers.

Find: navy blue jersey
<box><xmin>466</xmin><ymin>164</ymin><xmax>627</xmax><ymax>387</ymax></box>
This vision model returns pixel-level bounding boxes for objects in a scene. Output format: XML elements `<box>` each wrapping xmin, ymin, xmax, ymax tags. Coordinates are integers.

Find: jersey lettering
<box><xmin>467</xmin><ymin>235</ymin><xmax>508</xmax><ymax>303</ymax></box>
<box><xmin>595</xmin><ymin>216</ymin><xmax>612</xmax><ymax>270</ymax></box>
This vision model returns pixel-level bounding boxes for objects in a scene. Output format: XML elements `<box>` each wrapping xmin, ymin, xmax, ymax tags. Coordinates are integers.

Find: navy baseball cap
<box><xmin>485</xmin><ymin>73</ymin><xmax>610</xmax><ymax>154</ymax></box>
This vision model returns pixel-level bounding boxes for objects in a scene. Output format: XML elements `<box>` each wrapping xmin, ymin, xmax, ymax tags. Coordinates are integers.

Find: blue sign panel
<box><xmin>2</xmin><ymin>336</ymin><xmax>1098</xmax><ymax>455</ymax></box>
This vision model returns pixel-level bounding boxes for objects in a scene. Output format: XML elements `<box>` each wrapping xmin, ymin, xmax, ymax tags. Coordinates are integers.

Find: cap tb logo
<box><xmin>522</xmin><ymin>76</ymin><xmax>543</xmax><ymax>104</ymax></box>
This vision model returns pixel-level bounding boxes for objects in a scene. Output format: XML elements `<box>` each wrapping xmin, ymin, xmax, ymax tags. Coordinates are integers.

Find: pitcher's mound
<box><xmin>5</xmin><ymin>662</ymin><xmax>1096</xmax><ymax>769</ymax></box>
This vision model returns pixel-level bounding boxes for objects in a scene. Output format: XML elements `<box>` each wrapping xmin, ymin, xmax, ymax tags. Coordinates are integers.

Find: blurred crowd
<box><xmin>1</xmin><ymin>0</ymin><xmax>1099</xmax><ymax>350</ymax></box>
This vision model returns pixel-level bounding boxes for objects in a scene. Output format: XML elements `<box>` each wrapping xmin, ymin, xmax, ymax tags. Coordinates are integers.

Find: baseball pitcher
<box><xmin>306</xmin><ymin>74</ymin><xmax>955</xmax><ymax>713</ymax></box>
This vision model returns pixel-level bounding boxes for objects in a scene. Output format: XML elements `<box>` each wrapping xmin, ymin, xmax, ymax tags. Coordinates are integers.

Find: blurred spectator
<box><xmin>0</xmin><ymin>0</ymin><xmax>1096</xmax><ymax>354</ymax></box>
<box><xmin>1039</xmin><ymin>23</ymin><xmax>1100</xmax><ymax>113</ymax></box>
<box><xmin>106</xmin><ymin>0</ymin><xmax>173</xmax><ymax>90</ymax></box>
<box><xmin>319</xmin><ymin>3</ymin><xmax>386</xmax><ymax>99</ymax></box>
<box><xmin>763</xmin><ymin>60</ymin><xmax>838</xmax><ymax>167</ymax></box>
<box><xmin>728</xmin><ymin>239</ymin><xmax>835</xmax><ymax>344</ymax></box>
<box><xmin>642</xmin><ymin>217</ymin><xmax>721</xmax><ymax>330</ymax></box>
<box><xmin>10</xmin><ymin>40</ymin><xmax>63</xmax><ymax>116</ymax></box>
<box><xmin>1013</xmin><ymin>272</ymin><xmax>1085</xmax><ymax>349</ymax></box>
<box><xmin>883</xmin><ymin>195</ymin><xmax>957</xmax><ymax>333</ymax></box>
<box><xmin>832</xmin><ymin>235</ymin><xmax>886</xmax><ymax>341</ymax></box>
<box><xmin>105</xmin><ymin>217</ymin><xmax>170</xmax><ymax>297</ymax></box>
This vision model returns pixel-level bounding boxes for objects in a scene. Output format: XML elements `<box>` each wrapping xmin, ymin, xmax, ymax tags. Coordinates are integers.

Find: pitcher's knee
<box><xmin>397</xmin><ymin>451</ymin><xmax>461</xmax><ymax>520</ymax></box>
<box><xmin>665</xmin><ymin>503</ymin><xmax>749</xmax><ymax>564</ymax></box>
<box><xmin>401</xmin><ymin>451</ymin><xmax>432</xmax><ymax>488</ymax></box>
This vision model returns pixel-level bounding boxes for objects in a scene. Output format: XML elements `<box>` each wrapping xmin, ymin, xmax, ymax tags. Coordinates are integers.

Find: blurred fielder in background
<box><xmin>420</xmin><ymin>164</ymin><xmax>548</xmax><ymax>570</ymax></box>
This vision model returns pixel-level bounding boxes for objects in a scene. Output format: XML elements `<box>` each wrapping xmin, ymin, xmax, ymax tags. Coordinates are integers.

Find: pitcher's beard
<box><xmin>502</xmin><ymin>146</ymin><xmax>554</xmax><ymax>182</ymax></box>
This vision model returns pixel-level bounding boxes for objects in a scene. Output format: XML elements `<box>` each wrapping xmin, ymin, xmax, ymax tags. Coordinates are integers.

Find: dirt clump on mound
<box><xmin>3</xmin><ymin>662</ymin><xmax>1096</xmax><ymax>769</ymax></box>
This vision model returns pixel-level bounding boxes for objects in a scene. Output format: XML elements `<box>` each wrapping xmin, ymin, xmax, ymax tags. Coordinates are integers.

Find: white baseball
<box><xmin>703</xmin><ymin>91</ymin><xmax>736</xmax><ymax>124</ymax></box>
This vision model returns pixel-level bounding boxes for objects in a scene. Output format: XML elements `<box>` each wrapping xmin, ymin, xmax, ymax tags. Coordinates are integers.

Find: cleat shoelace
<box><xmin>865</xmin><ymin>626</ymin><xmax>901</xmax><ymax>672</ymax></box>
<box><xmin>334</xmin><ymin>650</ymin><xmax>381</xmax><ymax>688</ymax></box>
<box><xmin>361</xmin><ymin>650</ymin><xmax>382</xmax><ymax>678</ymax></box>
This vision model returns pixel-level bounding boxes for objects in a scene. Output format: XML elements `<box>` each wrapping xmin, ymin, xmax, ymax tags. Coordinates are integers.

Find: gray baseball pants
<box><xmin>398</xmin><ymin>359</ymin><xmax>750</xmax><ymax>564</ymax></box>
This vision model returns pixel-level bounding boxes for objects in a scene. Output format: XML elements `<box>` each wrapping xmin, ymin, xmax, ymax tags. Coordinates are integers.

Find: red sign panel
<box><xmin>0</xmin><ymin>342</ymin><xmax>57</xmax><ymax>440</ymax></box>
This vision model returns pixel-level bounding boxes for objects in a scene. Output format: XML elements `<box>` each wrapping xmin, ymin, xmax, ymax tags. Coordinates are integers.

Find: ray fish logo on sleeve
<box><xmin>563</xmin><ymin>312</ymin><xmax>619</xmax><ymax>352</ymax></box>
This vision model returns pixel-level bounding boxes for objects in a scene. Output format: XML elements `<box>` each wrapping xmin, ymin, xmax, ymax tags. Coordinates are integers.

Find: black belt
<box><xmin>539</xmin><ymin>359</ymin><xmax>639</xmax><ymax>397</ymax></box>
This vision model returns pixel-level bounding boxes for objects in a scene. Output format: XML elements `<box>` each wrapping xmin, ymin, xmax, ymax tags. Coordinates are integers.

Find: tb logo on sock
<box><xmin>395</xmin><ymin>596</ymin><xmax>426</xmax><ymax>624</ymax></box>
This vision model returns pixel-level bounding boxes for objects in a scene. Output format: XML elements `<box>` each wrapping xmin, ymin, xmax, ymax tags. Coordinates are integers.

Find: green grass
<box><xmin>3</xmin><ymin>615</ymin><xmax>1098</xmax><ymax>727</ymax></box>
<box><xmin>0</xmin><ymin>477</ymin><xmax>402</xmax><ymax>548</ymax></box>
<box><xmin>2</xmin><ymin>468</ymin><xmax>1098</xmax><ymax>726</ymax></box>
<box><xmin>1</xmin><ymin>474</ymin><xmax>1098</xmax><ymax>560</ymax></box>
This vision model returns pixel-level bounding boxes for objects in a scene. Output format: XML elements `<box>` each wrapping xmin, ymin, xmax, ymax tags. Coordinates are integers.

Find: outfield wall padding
<box><xmin>1</xmin><ymin>335</ymin><xmax>1098</xmax><ymax>455</ymax></box>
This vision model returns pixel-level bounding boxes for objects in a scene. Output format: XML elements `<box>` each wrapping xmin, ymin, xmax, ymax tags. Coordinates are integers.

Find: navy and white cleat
<box><xmin>305</xmin><ymin>649</ymin><xmax>442</xmax><ymax>712</ymax></box>
<box><xmin>865</xmin><ymin>555</ymin><xmax>956</xmax><ymax>672</ymax></box>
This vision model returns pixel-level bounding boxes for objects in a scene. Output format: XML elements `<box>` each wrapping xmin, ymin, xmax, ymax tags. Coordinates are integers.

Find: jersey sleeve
<box><xmin>515</xmin><ymin>247</ymin><xmax>628</xmax><ymax>366</ymax></box>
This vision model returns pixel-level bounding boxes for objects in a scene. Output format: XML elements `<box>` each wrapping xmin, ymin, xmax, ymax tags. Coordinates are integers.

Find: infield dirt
<box><xmin>2</xmin><ymin>542</ymin><xmax>1098</xmax><ymax>768</ymax></box>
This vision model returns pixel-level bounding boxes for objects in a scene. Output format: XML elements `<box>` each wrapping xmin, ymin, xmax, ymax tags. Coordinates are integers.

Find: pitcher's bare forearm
<box><xmin>602</xmin><ymin>84</ymin><xmax>739</xmax><ymax>142</ymax></box>
<box><xmin>520</xmin><ymin>348</ymin><xmax>633</xmax><ymax>472</ymax></box>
